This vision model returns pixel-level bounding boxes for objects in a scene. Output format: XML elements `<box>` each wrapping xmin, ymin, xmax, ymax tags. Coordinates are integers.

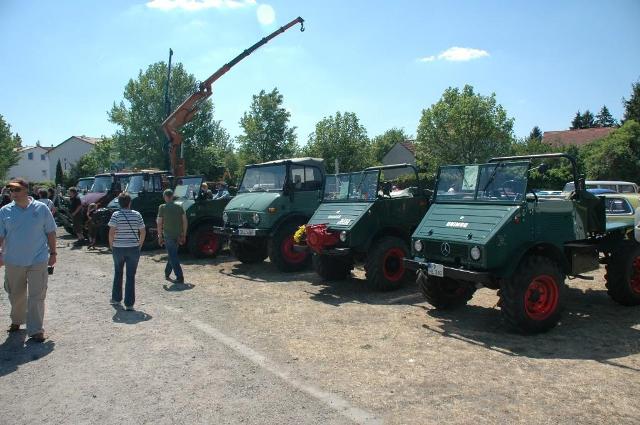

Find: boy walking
<box><xmin>157</xmin><ymin>189</ymin><xmax>187</xmax><ymax>284</ymax></box>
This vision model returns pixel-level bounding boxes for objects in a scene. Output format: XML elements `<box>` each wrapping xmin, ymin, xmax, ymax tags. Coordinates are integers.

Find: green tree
<box><xmin>236</xmin><ymin>88</ymin><xmax>297</xmax><ymax>165</ymax></box>
<box><xmin>582</xmin><ymin>110</ymin><xmax>595</xmax><ymax>128</ymax></box>
<box><xmin>0</xmin><ymin>115</ymin><xmax>22</xmax><ymax>179</ymax></box>
<box><xmin>55</xmin><ymin>159</ymin><xmax>64</xmax><ymax>185</ymax></box>
<box><xmin>581</xmin><ymin>120</ymin><xmax>640</xmax><ymax>182</ymax></box>
<box><xmin>304</xmin><ymin>111</ymin><xmax>371</xmax><ymax>173</ymax></box>
<box><xmin>370</xmin><ymin>128</ymin><xmax>410</xmax><ymax>164</ymax></box>
<box><xmin>570</xmin><ymin>111</ymin><xmax>583</xmax><ymax>130</ymax></box>
<box><xmin>529</xmin><ymin>126</ymin><xmax>543</xmax><ymax>141</ymax></box>
<box><xmin>415</xmin><ymin>85</ymin><xmax>514</xmax><ymax>174</ymax></box>
<box><xmin>109</xmin><ymin>62</ymin><xmax>229</xmax><ymax>174</ymax></box>
<box><xmin>66</xmin><ymin>138</ymin><xmax>114</xmax><ymax>183</ymax></box>
<box><xmin>622</xmin><ymin>79</ymin><xmax>640</xmax><ymax>123</ymax></box>
<box><xmin>595</xmin><ymin>105</ymin><xmax>617</xmax><ymax>127</ymax></box>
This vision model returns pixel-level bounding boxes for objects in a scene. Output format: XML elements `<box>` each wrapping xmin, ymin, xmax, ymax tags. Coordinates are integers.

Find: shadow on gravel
<box><xmin>308</xmin><ymin>275</ymin><xmax>425</xmax><ymax>307</ymax></box>
<box><xmin>112</xmin><ymin>309</ymin><xmax>153</xmax><ymax>324</ymax></box>
<box><xmin>0</xmin><ymin>331</ymin><xmax>55</xmax><ymax>377</ymax></box>
<box><xmin>163</xmin><ymin>282</ymin><xmax>195</xmax><ymax>291</ymax></box>
<box><xmin>220</xmin><ymin>263</ymin><xmax>318</xmax><ymax>284</ymax></box>
<box><xmin>422</xmin><ymin>287</ymin><xmax>640</xmax><ymax>367</ymax></box>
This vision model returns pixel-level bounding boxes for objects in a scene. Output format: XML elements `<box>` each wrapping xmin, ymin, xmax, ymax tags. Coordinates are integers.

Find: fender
<box><xmin>270</xmin><ymin>212</ymin><xmax>311</xmax><ymax>237</ymax></box>
<box><xmin>500</xmin><ymin>241</ymin><xmax>570</xmax><ymax>278</ymax></box>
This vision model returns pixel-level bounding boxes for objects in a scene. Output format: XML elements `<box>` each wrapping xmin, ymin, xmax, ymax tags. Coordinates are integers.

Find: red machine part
<box><xmin>305</xmin><ymin>224</ymin><xmax>339</xmax><ymax>254</ymax></box>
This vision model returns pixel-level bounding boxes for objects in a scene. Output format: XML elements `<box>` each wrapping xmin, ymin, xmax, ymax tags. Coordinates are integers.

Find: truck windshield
<box><xmin>174</xmin><ymin>177</ymin><xmax>203</xmax><ymax>199</ymax></box>
<box><xmin>323</xmin><ymin>170</ymin><xmax>379</xmax><ymax>202</ymax></box>
<box><xmin>435</xmin><ymin>161</ymin><xmax>529</xmax><ymax>203</ymax></box>
<box><xmin>239</xmin><ymin>165</ymin><xmax>286</xmax><ymax>193</ymax></box>
<box><xmin>90</xmin><ymin>176</ymin><xmax>113</xmax><ymax>193</ymax></box>
<box><xmin>126</xmin><ymin>175</ymin><xmax>145</xmax><ymax>193</ymax></box>
<box><xmin>77</xmin><ymin>179</ymin><xmax>94</xmax><ymax>192</ymax></box>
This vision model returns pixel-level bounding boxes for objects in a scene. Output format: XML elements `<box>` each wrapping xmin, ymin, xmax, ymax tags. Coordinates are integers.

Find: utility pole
<box><xmin>163</xmin><ymin>48</ymin><xmax>173</xmax><ymax>171</ymax></box>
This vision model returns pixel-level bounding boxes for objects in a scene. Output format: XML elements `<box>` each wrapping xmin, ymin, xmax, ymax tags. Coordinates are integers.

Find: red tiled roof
<box><xmin>400</xmin><ymin>140</ymin><xmax>416</xmax><ymax>154</ymax></box>
<box><xmin>542</xmin><ymin>127</ymin><xmax>615</xmax><ymax>147</ymax></box>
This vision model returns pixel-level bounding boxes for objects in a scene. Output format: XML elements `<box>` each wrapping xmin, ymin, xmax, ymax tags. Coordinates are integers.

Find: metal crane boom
<box><xmin>162</xmin><ymin>16</ymin><xmax>305</xmax><ymax>177</ymax></box>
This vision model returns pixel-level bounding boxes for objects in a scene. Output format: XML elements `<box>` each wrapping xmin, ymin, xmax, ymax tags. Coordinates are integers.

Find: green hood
<box><xmin>225</xmin><ymin>192</ymin><xmax>282</xmax><ymax>212</ymax></box>
<box><xmin>414</xmin><ymin>203</ymin><xmax>520</xmax><ymax>243</ymax></box>
<box><xmin>308</xmin><ymin>202</ymin><xmax>373</xmax><ymax>231</ymax></box>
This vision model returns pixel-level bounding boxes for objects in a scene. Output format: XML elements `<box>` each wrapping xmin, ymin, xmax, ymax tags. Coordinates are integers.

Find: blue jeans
<box><xmin>164</xmin><ymin>237</ymin><xmax>184</xmax><ymax>281</ymax></box>
<box><xmin>112</xmin><ymin>246</ymin><xmax>140</xmax><ymax>307</ymax></box>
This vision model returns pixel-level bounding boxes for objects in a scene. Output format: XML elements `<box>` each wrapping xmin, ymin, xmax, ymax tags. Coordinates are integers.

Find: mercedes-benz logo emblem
<box><xmin>440</xmin><ymin>242</ymin><xmax>451</xmax><ymax>256</ymax></box>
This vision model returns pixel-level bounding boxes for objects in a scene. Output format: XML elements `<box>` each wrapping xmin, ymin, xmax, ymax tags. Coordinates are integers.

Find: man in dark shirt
<box><xmin>68</xmin><ymin>187</ymin><xmax>84</xmax><ymax>244</ymax></box>
<box><xmin>157</xmin><ymin>189</ymin><xmax>188</xmax><ymax>284</ymax></box>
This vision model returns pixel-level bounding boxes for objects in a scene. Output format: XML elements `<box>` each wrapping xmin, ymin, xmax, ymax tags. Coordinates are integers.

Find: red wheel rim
<box><xmin>197</xmin><ymin>231</ymin><xmax>219</xmax><ymax>256</ymax></box>
<box><xmin>281</xmin><ymin>236</ymin><xmax>308</xmax><ymax>264</ymax></box>
<box><xmin>524</xmin><ymin>275</ymin><xmax>559</xmax><ymax>321</ymax></box>
<box><xmin>382</xmin><ymin>247</ymin><xmax>405</xmax><ymax>282</ymax></box>
<box><xmin>631</xmin><ymin>256</ymin><xmax>640</xmax><ymax>294</ymax></box>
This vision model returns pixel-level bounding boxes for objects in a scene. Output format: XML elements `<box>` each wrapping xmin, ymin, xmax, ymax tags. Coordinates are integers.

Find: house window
<box><xmin>41</xmin><ymin>154</ymin><xmax>46</xmax><ymax>160</ymax></box>
<box><xmin>42</xmin><ymin>170</ymin><xmax>47</xmax><ymax>177</ymax></box>
<box><xmin>28</xmin><ymin>152</ymin><xmax>33</xmax><ymax>160</ymax></box>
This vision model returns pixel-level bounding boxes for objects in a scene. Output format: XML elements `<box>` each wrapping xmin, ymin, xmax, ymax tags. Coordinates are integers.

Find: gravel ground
<box><xmin>1</xmin><ymin>230</ymin><xmax>639</xmax><ymax>424</ymax></box>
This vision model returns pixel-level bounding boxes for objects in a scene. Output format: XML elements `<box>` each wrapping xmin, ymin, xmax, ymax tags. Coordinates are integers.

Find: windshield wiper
<box><xmin>480</xmin><ymin>163</ymin><xmax>503</xmax><ymax>194</ymax></box>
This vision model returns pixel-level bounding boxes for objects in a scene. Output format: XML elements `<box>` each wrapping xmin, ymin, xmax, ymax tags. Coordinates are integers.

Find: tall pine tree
<box><xmin>622</xmin><ymin>79</ymin><xmax>640</xmax><ymax>123</ymax></box>
<box><xmin>55</xmin><ymin>159</ymin><xmax>64</xmax><ymax>185</ymax></box>
<box><xmin>570</xmin><ymin>111</ymin><xmax>583</xmax><ymax>130</ymax></box>
<box><xmin>595</xmin><ymin>105</ymin><xmax>617</xmax><ymax>127</ymax></box>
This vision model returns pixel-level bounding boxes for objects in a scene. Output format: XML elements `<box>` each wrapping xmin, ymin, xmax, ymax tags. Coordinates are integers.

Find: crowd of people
<box><xmin>0</xmin><ymin>177</ymin><xmax>191</xmax><ymax>342</ymax></box>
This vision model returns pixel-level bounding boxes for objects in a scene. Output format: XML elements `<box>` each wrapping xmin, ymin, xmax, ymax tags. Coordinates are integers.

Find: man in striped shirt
<box><xmin>108</xmin><ymin>192</ymin><xmax>146</xmax><ymax>310</ymax></box>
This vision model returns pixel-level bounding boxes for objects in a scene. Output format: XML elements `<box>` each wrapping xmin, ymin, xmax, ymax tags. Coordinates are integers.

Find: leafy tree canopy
<box><xmin>304</xmin><ymin>111</ymin><xmax>371</xmax><ymax>173</ymax></box>
<box><xmin>236</xmin><ymin>88</ymin><xmax>297</xmax><ymax>166</ymax></box>
<box><xmin>415</xmin><ymin>85</ymin><xmax>514</xmax><ymax>173</ymax></box>
<box><xmin>0</xmin><ymin>114</ymin><xmax>22</xmax><ymax>180</ymax></box>
<box><xmin>109</xmin><ymin>62</ymin><xmax>230</xmax><ymax>175</ymax></box>
<box><xmin>581</xmin><ymin>120</ymin><xmax>640</xmax><ymax>183</ymax></box>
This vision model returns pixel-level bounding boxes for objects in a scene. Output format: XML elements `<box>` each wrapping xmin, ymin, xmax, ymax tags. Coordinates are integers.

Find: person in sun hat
<box><xmin>0</xmin><ymin>178</ymin><xmax>57</xmax><ymax>343</ymax></box>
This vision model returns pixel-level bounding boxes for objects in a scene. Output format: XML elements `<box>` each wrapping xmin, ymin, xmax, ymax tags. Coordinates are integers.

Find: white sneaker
<box><xmin>110</xmin><ymin>299</ymin><xmax>120</xmax><ymax>306</ymax></box>
<box><xmin>124</xmin><ymin>305</ymin><xmax>135</xmax><ymax>311</ymax></box>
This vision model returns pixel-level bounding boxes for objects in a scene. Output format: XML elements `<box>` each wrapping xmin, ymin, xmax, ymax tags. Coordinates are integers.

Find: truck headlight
<box><xmin>339</xmin><ymin>231</ymin><xmax>348</xmax><ymax>242</ymax></box>
<box><xmin>414</xmin><ymin>239</ymin><xmax>423</xmax><ymax>252</ymax></box>
<box><xmin>223</xmin><ymin>212</ymin><xmax>228</xmax><ymax>223</ymax></box>
<box><xmin>470</xmin><ymin>245</ymin><xmax>481</xmax><ymax>261</ymax></box>
<box><xmin>252</xmin><ymin>212</ymin><xmax>260</xmax><ymax>224</ymax></box>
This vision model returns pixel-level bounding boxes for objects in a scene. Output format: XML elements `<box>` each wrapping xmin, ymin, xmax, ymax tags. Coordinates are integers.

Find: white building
<box><xmin>382</xmin><ymin>141</ymin><xmax>417</xmax><ymax>179</ymax></box>
<box><xmin>48</xmin><ymin>135</ymin><xmax>100</xmax><ymax>178</ymax></box>
<box><xmin>6</xmin><ymin>145</ymin><xmax>51</xmax><ymax>182</ymax></box>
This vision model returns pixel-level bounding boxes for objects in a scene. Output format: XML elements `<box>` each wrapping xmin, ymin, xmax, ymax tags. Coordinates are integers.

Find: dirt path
<box><xmin>1</xmin><ymin>231</ymin><xmax>639</xmax><ymax>424</ymax></box>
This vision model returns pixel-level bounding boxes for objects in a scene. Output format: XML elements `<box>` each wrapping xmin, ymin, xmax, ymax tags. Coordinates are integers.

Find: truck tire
<box><xmin>268</xmin><ymin>222</ymin><xmax>310</xmax><ymax>272</ymax></box>
<box><xmin>188</xmin><ymin>224</ymin><xmax>222</xmax><ymax>258</ymax></box>
<box><xmin>418</xmin><ymin>273</ymin><xmax>476</xmax><ymax>309</ymax></box>
<box><xmin>364</xmin><ymin>236</ymin><xmax>409</xmax><ymax>291</ymax></box>
<box><xmin>230</xmin><ymin>240</ymin><xmax>267</xmax><ymax>264</ymax></box>
<box><xmin>605</xmin><ymin>241</ymin><xmax>640</xmax><ymax>306</ymax></box>
<box><xmin>142</xmin><ymin>219</ymin><xmax>159</xmax><ymax>251</ymax></box>
<box><xmin>500</xmin><ymin>255</ymin><xmax>565</xmax><ymax>334</ymax></box>
<box><xmin>312</xmin><ymin>253</ymin><xmax>352</xmax><ymax>281</ymax></box>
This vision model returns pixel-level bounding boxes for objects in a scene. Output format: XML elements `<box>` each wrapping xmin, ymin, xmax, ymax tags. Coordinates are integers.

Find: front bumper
<box><xmin>292</xmin><ymin>244</ymin><xmax>351</xmax><ymax>256</ymax></box>
<box><xmin>403</xmin><ymin>258</ymin><xmax>493</xmax><ymax>285</ymax></box>
<box><xmin>212</xmin><ymin>226</ymin><xmax>269</xmax><ymax>238</ymax></box>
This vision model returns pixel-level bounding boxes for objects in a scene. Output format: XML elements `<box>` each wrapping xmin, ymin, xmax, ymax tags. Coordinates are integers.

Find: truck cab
<box><xmin>214</xmin><ymin>158</ymin><xmax>325</xmax><ymax>272</ymax></box>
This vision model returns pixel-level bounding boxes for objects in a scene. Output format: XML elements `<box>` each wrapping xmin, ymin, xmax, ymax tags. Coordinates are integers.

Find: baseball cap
<box><xmin>163</xmin><ymin>188</ymin><xmax>174</xmax><ymax>197</ymax></box>
<box><xmin>6</xmin><ymin>178</ymin><xmax>29</xmax><ymax>190</ymax></box>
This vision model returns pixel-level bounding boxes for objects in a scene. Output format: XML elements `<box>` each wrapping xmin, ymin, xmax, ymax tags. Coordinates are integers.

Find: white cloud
<box><xmin>146</xmin><ymin>0</ymin><xmax>256</xmax><ymax>11</ymax></box>
<box><xmin>256</xmin><ymin>4</ymin><xmax>275</xmax><ymax>25</ymax></box>
<box><xmin>418</xmin><ymin>46</ymin><xmax>489</xmax><ymax>63</ymax></box>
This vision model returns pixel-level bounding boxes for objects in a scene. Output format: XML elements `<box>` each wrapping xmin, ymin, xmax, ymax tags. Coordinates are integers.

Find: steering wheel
<box><xmin>500</xmin><ymin>179</ymin><xmax>521</xmax><ymax>200</ymax></box>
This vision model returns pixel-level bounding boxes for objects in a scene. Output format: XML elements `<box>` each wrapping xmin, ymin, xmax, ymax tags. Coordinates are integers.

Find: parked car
<box><xmin>599</xmin><ymin>193</ymin><xmax>640</xmax><ymax>225</ymax></box>
<box><xmin>563</xmin><ymin>180</ymin><xmax>639</xmax><ymax>194</ymax></box>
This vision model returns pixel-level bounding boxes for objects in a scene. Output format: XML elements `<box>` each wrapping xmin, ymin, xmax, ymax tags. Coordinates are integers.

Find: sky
<box><xmin>1</xmin><ymin>0</ymin><xmax>639</xmax><ymax>149</ymax></box>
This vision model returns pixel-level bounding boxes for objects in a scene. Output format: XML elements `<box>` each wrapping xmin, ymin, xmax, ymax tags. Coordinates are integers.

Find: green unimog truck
<box><xmin>213</xmin><ymin>158</ymin><xmax>325</xmax><ymax>272</ymax></box>
<box><xmin>172</xmin><ymin>175</ymin><xmax>232</xmax><ymax>258</ymax></box>
<box><xmin>299</xmin><ymin>164</ymin><xmax>431</xmax><ymax>291</ymax></box>
<box><xmin>404</xmin><ymin>153</ymin><xmax>640</xmax><ymax>334</ymax></box>
<box><xmin>93</xmin><ymin>170</ymin><xmax>171</xmax><ymax>249</ymax></box>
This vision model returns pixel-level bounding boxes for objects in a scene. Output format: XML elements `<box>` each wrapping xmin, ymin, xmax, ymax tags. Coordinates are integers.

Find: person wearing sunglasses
<box><xmin>0</xmin><ymin>178</ymin><xmax>57</xmax><ymax>343</ymax></box>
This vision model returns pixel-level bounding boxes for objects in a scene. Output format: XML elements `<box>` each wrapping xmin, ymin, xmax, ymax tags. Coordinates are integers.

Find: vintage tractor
<box><xmin>214</xmin><ymin>158</ymin><xmax>325</xmax><ymax>272</ymax></box>
<box><xmin>300</xmin><ymin>164</ymin><xmax>431</xmax><ymax>291</ymax></box>
<box><xmin>404</xmin><ymin>153</ymin><xmax>639</xmax><ymax>334</ymax></box>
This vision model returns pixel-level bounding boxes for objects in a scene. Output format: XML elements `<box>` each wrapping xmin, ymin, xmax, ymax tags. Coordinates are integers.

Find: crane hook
<box><xmin>299</xmin><ymin>20</ymin><xmax>305</xmax><ymax>32</ymax></box>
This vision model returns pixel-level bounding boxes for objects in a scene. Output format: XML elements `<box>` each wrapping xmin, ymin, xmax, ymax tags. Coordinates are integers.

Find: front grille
<box><xmin>422</xmin><ymin>240</ymin><xmax>468</xmax><ymax>261</ymax></box>
<box><xmin>227</xmin><ymin>211</ymin><xmax>253</xmax><ymax>227</ymax></box>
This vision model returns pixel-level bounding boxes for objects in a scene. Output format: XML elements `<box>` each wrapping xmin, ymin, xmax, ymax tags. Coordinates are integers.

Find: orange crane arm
<box><xmin>162</xmin><ymin>16</ymin><xmax>305</xmax><ymax>177</ymax></box>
